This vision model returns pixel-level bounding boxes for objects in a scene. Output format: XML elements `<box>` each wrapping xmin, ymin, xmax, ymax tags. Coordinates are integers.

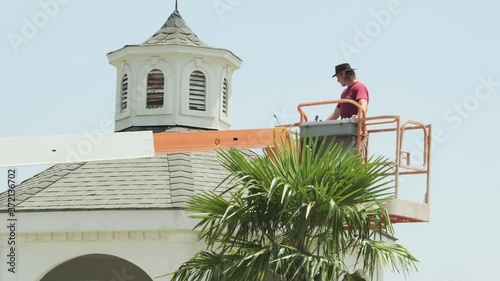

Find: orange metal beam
<box><xmin>153</xmin><ymin>127</ymin><xmax>293</xmax><ymax>154</ymax></box>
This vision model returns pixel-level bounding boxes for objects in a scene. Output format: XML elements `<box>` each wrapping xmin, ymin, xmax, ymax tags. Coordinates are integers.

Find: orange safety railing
<box><xmin>295</xmin><ymin>100</ymin><xmax>432</xmax><ymax>222</ymax></box>
<box><xmin>365</xmin><ymin>116</ymin><xmax>431</xmax><ymax>206</ymax></box>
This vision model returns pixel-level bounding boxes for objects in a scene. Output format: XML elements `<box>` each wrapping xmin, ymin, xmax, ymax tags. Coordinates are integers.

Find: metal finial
<box><xmin>175</xmin><ymin>0</ymin><xmax>178</xmax><ymax>11</ymax></box>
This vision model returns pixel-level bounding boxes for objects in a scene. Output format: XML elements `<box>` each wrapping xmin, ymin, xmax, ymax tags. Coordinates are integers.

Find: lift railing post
<box><xmin>395</xmin><ymin>117</ymin><xmax>401</xmax><ymax>199</ymax></box>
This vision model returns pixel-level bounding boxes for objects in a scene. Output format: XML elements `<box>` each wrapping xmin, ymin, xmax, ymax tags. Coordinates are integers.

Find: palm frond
<box><xmin>167</xmin><ymin>137</ymin><xmax>417</xmax><ymax>281</ymax></box>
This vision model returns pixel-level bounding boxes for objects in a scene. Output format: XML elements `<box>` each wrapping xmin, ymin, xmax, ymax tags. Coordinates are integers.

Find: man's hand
<box><xmin>327</xmin><ymin>107</ymin><xmax>341</xmax><ymax>120</ymax></box>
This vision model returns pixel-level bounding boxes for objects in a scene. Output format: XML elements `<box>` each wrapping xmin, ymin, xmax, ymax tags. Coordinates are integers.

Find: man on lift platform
<box><xmin>327</xmin><ymin>63</ymin><xmax>369</xmax><ymax>120</ymax></box>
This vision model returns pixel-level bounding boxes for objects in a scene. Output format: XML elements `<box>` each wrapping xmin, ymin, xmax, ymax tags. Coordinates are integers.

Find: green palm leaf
<box><xmin>166</xmin><ymin>137</ymin><xmax>418</xmax><ymax>280</ymax></box>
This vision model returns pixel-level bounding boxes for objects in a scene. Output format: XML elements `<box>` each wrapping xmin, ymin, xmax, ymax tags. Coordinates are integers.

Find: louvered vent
<box><xmin>146</xmin><ymin>69</ymin><xmax>164</xmax><ymax>109</ymax></box>
<box><xmin>222</xmin><ymin>78</ymin><xmax>228</xmax><ymax>115</ymax></box>
<box><xmin>120</xmin><ymin>74</ymin><xmax>128</xmax><ymax>113</ymax></box>
<box><xmin>189</xmin><ymin>71</ymin><xmax>206</xmax><ymax>111</ymax></box>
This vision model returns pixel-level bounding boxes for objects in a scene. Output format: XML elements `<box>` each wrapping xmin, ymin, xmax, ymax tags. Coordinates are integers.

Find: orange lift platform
<box><xmin>153</xmin><ymin>99</ymin><xmax>432</xmax><ymax>224</ymax></box>
<box><xmin>0</xmin><ymin>99</ymin><xmax>431</xmax><ymax>224</ymax></box>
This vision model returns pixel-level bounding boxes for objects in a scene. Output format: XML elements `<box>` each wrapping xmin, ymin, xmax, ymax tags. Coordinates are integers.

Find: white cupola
<box><xmin>107</xmin><ymin>8</ymin><xmax>242</xmax><ymax>132</ymax></box>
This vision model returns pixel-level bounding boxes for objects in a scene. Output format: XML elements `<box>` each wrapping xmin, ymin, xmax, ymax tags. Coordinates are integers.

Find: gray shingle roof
<box><xmin>142</xmin><ymin>10</ymin><xmax>207</xmax><ymax>47</ymax></box>
<box><xmin>0</xmin><ymin>149</ymin><xmax>254</xmax><ymax>212</ymax></box>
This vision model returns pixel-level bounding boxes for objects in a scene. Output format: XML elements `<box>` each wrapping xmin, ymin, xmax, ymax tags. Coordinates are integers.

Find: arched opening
<box><xmin>40</xmin><ymin>254</ymin><xmax>152</xmax><ymax>281</ymax></box>
<box><xmin>146</xmin><ymin>69</ymin><xmax>165</xmax><ymax>109</ymax></box>
<box><xmin>120</xmin><ymin>74</ymin><xmax>129</xmax><ymax>113</ymax></box>
<box><xmin>221</xmin><ymin>78</ymin><xmax>228</xmax><ymax>116</ymax></box>
<box><xmin>189</xmin><ymin>70</ymin><xmax>206</xmax><ymax>111</ymax></box>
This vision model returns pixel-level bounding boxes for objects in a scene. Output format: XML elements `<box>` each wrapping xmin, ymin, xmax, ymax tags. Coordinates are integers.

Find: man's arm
<box><xmin>358</xmin><ymin>99</ymin><xmax>368</xmax><ymax>116</ymax></box>
<box><xmin>327</xmin><ymin>107</ymin><xmax>341</xmax><ymax>120</ymax></box>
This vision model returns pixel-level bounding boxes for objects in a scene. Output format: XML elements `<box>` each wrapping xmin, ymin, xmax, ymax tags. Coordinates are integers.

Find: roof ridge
<box><xmin>1</xmin><ymin>163</ymin><xmax>86</xmax><ymax>210</ymax></box>
<box><xmin>141</xmin><ymin>10</ymin><xmax>207</xmax><ymax>47</ymax></box>
<box><xmin>167</xmin><ymin>153</ymin><xmax>195</xmax><ymax>208</ymax></box>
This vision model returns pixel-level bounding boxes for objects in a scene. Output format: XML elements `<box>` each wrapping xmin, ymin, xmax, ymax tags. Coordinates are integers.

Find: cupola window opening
<box><xmin>120</xmin><ymin>74</ymin><xmax>128</xmax><ymax>113</ymax></box>
<box><xmin>189</xmin><ymin>70</ymin><xmax>206</xmax><ymax>111</ymax></box>
<box><xmin>222</xmin><ymin>78</ymin><xmax>228</xmax><ymax>116</ymax></box>
<box><xmin>146</xmin><ymin>69</ymin><xmax>165</xmax><ymax>109</ymax></box>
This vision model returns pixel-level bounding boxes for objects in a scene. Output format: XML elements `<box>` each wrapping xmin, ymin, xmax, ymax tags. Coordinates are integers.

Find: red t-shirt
<box><xmin>337</xmin><ymin>81</ymin><xmax>369</xmax><ymax>118</ymax></box>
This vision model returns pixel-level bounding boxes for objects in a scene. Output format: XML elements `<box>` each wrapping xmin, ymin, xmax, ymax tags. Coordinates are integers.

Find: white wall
<box><xmin>0</xmin><ymin>209</ymin><xmax>386</xmax><ymax>281</ymax></box>
<box><xmin>0</xmin><ymin>210</ymin><xmax>199</xmax><ymax>281</ymax></box>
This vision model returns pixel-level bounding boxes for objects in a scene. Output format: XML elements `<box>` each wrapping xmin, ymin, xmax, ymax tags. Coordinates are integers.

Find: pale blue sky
<box><xmin>1</xmin><ymin>0</ymin><xmax>499</xmax><ymax>280</ymax></box>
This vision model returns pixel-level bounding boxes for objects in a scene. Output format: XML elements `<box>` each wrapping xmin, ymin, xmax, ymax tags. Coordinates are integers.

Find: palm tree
<box><xmin>166</xmin><ymin>138</ymin><xmax>418</xmax><ymax>281</ymax></box>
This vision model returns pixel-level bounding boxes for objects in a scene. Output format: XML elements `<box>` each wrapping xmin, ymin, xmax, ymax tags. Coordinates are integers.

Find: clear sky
<box><xmin>1</xmin><ymin>0</ymin><xmax>499</xmax><ymax>280</ymax></box>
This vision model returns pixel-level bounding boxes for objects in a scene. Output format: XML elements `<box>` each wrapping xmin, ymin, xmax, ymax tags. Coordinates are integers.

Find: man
<box><xmin>327</xmin><ymin>63</ymin><xmax>369</xmax><ymax>120</ymax></box>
